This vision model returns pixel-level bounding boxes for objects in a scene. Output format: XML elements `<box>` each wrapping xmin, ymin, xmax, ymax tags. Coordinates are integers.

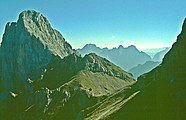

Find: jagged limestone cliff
<box><xmin>1</xmin><ymin>10</ymin><xmax>74</xmax><ymax>92</ymax></box>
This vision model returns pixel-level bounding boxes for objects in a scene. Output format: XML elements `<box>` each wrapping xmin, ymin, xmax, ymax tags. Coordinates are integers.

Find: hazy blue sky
<box><xmin>0</xmin><ymin>0</ymin><xmax>186</xmax><ymax>49</ymax></box>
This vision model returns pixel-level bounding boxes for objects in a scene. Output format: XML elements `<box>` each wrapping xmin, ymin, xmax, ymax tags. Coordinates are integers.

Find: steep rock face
<box><xmin>1</xmin><ymin>10</ymin><xmax>74</xmax><ymax>92</ymax></box>
<box><xmin>108</xmin><ymin>19</ymin><xmax>186</xmax><ymax>120</ymax></box>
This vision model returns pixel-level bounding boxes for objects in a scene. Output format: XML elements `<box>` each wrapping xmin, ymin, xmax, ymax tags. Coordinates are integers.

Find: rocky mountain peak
<box><xmin>127</xmin><ymin>45</ymin><xmax>138</xmax><ymax>51</ymax></box>
<box><xmin>18</xmin><ymin>10</ymin><xmax>48</xmax><ymax>24</ymax></box>
<box><xmin>17</xmin><ymin>10</ymin><xmax>51</xmax><ymax>36</ymax></box>
<box><xmin>118</xmin><ymin>45</ymin><xmax>124</xmax><ymax>49</ymax></box>
<box><xmin>83</xmin><ymin>44</ymin><xmax>97</xmax><ymax>49</ymax></box>
<box><xmin>1</xmin><ymin>10</ymin><xmax>74</xmax><ymax>92</ymax></box>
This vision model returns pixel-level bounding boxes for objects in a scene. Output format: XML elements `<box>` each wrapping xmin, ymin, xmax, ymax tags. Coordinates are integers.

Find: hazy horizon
<box><xmin>76</xmin><ymin>42</ymin><xmax>170</xmax><ymax>50</ymax></box>
<box><xmin>0</xmin><ymin>0</ymin><xmax>186</xmax><ymax>49</ymax></box>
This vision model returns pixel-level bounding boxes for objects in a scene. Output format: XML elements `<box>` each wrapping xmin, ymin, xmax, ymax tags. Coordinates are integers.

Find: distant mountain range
<box><xmin>129</xmin><ymin>61</ymin><xmax>160</xmax><ymax>78</ymax></box>
<box><xmin>128</xmin><ymin>48</ymin><xmax>170</xmax><ymax>78</ymax></box>
<box><xmin>77</xmin><ymin>44</ymin><xmax>170</xmax><ymax>77</ymax></box>
<box><xmin>77</xmin><ymin>44</ymin><xmax>152</xmax><ymax>71</ymax></box>
<box><xmin>153</xmin><ymin>47</ymin><xmax>170</xmax><ymax>61</ymax></box>
<box><xmin>142</xmin><ymin>47</ymin><xmax>169</xmax><ymax>58</ymax></box>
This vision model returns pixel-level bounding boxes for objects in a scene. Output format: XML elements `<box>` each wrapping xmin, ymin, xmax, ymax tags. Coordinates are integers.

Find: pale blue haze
<box><xmin>0</xmin><ymin>0</ymin><xmax>186</xmax><ymax>49</ymax></box>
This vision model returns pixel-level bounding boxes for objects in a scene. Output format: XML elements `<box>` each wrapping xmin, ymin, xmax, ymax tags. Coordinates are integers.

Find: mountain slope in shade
<box><xmin>153</xmin><ymin>47</ymin><xmax>170</xmax><ymax>61</ymax></box>
<box><xmin>0</xmin><ymin>10</ymin><xmax>74</xmax><ymax>92</ymax></box>
<box><xmin>0</xmin><ymin>10</ymin><xmax>135</xmax><ymax>120</ymax></box>
<box><xmin>77</xmin><ymin>44</ymin><xmax>152</xmax><ymax>70</ymax></box>
<box><xmin>0</xmin><ymin>53</ymin><xmax>135</xmax><ymax>120</ymax></box>
<box><xmin>129</xmin><ymin>61</ymin><xmax>160</xmax><ymax>79</ymax></box>
<box><xmin>108</xmin><ymin>19</ymin><xmax>186</xmax><ymax>120</ymax></box>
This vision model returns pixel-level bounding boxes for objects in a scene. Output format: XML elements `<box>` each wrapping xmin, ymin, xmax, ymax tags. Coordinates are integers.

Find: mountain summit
<box><xmin>1</xmin><ymin>10</ymin><xmax>74</xmax><ymax>92</ymax></box>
